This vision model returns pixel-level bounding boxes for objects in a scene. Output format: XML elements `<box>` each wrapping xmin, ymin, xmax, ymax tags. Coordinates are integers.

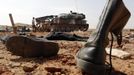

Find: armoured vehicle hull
<box><xmin>33</xmin><ymin>12</ymin><xmax>89</xmax><ymax>32</ymax></box>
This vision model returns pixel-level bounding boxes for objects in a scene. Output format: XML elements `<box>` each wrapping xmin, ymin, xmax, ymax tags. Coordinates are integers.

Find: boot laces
<box><xmin>105</xmin><ymin>32</ymin><xmax>114</xmax><ymax>75</ymax></box>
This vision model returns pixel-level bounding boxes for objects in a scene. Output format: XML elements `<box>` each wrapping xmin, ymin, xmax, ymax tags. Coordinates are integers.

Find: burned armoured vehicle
<box><xmin>33</xmin><ymin>11</ymin><xmax>89</xmax><ymax>32</ymax></box>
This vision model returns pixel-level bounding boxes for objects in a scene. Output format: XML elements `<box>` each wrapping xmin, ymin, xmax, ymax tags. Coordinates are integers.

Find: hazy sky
<box><xmin>0</xmin><ymin>0</ymin><xmax>133</xmax><ymax>28</ymax></box>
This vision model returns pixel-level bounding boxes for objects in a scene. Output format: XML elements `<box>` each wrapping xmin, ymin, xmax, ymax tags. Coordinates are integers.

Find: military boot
<box><xmin>109</xmin><ymin>0</ymin><xmax>131</xmax><ymax>45</ymax></box>
<box><xmin>76</xmin><ymin>0</ymin><xmax>130</xmax><ymax>75</ymax></box>
<box><xmin>5</xmin><ymin>35</ymin><xmax>59</xmax><ymax>57</ymax></box>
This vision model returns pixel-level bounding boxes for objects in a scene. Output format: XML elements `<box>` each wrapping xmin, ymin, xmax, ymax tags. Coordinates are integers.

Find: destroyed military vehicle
<box><xmin>33</xmin><ymin>11</ymin><xmax>89</xmax><ymax>32</ymax></box>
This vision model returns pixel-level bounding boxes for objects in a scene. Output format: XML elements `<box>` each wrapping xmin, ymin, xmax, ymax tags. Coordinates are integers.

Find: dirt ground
<box><xmin>0</xmin><ymin>30</ymin><xmax>133</xmax><ymax>75</ymax></box>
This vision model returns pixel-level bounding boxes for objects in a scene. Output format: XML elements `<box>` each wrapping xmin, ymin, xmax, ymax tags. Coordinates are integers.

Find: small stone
<box><xmin>106</xmin><ymin>48</ymin><xmax>131</xmax><ymax>59</ymax></box>
<box><xmin>1</xmin><ymin>71</ymin><xmax>14</xmax><ymax>75</ymax></box>
<box><xmin>129</xmin><ymin>38</ymin><xmax>134</xmax><ymax>43</ymax></box>
<box><xmin>0</xmin><ymin>57</ymin><xmax>4</xmax><ymax>59</ymax></box>
<box><xmin>45</xmin><ymin>67</ymin><xmax>62</xmax><ymax>73</ymax></box>
<box><xmin>22</xmin><ymin>63</ymin><xmax>38</xmax><ymax>72</ymax></box>
<box><xmin>0</xmin><ymin>65</ymin><xmax>13</xmax><ymax>75</ymax></box>
<box><xmin>8</xmin><ymin>62</ymin><xmax>21</xmax><ymax>68</ymax></box>
<box><xmin>54</xmin><ymin>72</ymin><xmax>61</xmax><ymax>75</ymax></box>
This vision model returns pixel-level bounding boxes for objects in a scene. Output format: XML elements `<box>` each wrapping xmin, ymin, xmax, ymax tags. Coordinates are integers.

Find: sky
<box><xmin>0</xmin><ymin>0</ymin><xmax>133</xmax><ymax>29</ymax></box>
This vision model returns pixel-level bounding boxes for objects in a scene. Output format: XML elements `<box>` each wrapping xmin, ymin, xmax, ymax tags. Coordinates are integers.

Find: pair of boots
<box><xmin>76</xmin><ymin>0</ymin><xmax>131</xmax><ymax>75</ymax></box>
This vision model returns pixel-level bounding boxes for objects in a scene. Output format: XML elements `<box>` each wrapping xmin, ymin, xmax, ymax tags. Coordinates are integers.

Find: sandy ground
<box><xmin>0</xmin><ymin>30</ymin><xmax>133</xmax><ymax>75</ymax></box>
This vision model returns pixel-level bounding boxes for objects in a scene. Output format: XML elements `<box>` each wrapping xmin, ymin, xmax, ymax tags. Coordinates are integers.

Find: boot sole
<box><xmin>5</xmin><ymin>35</ymin><xmax>59</xmax><ymax>57</ymax></box>
<box><xmin>76</xmin><ymin>57</ymin><xmax>106</xmax><ymax>75</ymax></box>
